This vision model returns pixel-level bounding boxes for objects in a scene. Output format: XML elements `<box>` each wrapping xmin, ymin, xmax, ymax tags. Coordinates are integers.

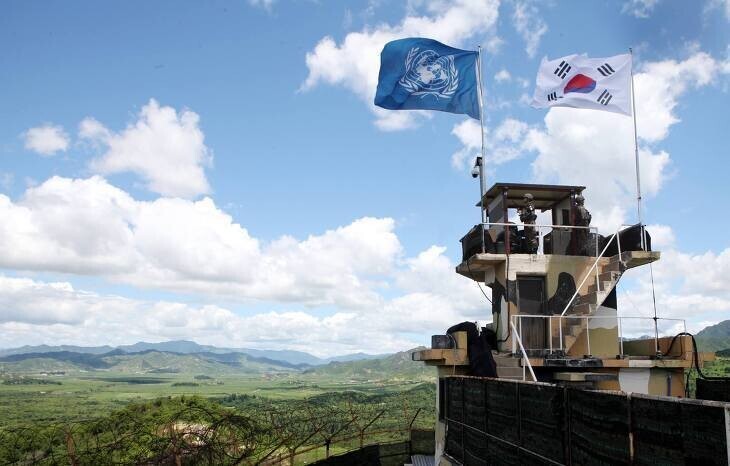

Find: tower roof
<box><xmin>477</xmin><ymin>182</ymin><xmax>585</xmax><ymax>210</ymax></box>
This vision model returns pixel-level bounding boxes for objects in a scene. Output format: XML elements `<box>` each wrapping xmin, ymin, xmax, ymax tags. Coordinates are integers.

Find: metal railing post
<box><xmin>549</xmin><ymin>316</ymin><xmax>553</xmax><ymax>354</ymax></box>
<box><xmin>586</xmin><ymin>318</ymin><xmax>591</xmax><ymax>356</ymax></box>
<box><xmin>511</xmin><ymin>315</ymin><xmax>517</xmax><ymax>355</ymax></box>
<box><xmin>559</xmin><ymin>317</ymin><xmax>563</xmax><ymax>352</ymax></box>
<box><xmin>616</xmin><ymin>228</ymin><xmax>622</xmax><ymax>259</ymax></box>
<box><xmin>618</xmin><ymin>317</ymin><xmax>624</xmax><ymax>358</ymax></box>
<box><xmin>510</xmin><ymin>320</ymin><xmax>537</xmax><ymax>382</ymax></box>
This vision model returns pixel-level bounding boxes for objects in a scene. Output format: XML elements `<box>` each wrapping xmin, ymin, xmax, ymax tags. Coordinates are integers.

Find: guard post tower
<box><xmin>415</xmin><ymin>181</ymin><xmax>707</xmax><ymax>393</ymax></box>
<box><xmin>411</xmin><ymin>181</ymin><xmax>718</xmax><ymax>466</ymax></box>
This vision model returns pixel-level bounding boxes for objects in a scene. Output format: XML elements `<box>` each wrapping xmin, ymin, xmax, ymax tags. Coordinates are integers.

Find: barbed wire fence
<box><xmin>0</xmin><ymin>394</ymin><xmax>433</xmax><ymax>466</ymax></box>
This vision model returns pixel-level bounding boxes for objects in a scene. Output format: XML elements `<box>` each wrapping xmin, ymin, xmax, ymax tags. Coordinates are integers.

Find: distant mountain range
<box><xmin>696</xmin><ymin>320</ymin><xmax>730</xmax><ymax>353</ymax></box>
<box><xmin>303</xmin><ymin>347</ymin><xmax>431</xmax><ymax>381</ymax></box>
<box><xmin>0</xmin><ymin>340</ymin><xmax>386</xmax><ymax>366</ymax></box>
<box><xmin>0</xmin><ymin>343</ymin><xmax>431</xmax><ymax>381</ymax></box>
<box><xmin>0</xmin><ymin>349</ymin><xmax>309</xmax><ymax>375</ymax></box>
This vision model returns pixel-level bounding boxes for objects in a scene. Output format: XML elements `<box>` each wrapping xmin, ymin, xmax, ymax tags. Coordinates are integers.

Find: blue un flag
<box><xmin>374</xmin><ymin>38</ymin><xmax>480</xmax><ymax>120</ymax></box>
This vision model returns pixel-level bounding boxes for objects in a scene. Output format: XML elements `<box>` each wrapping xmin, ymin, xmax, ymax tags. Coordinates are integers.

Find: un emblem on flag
<box><xmin>398</xmin><ymin>48</ymin><xmax>459</xmax><ymax>99</ymax></box>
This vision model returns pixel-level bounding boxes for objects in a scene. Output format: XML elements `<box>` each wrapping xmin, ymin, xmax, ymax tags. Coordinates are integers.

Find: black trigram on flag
<box><xmin>597</xmin><ymin>63</ymin><xmax>615</xmax><ymax>76</ymax></box>
<box><xmin>547</xmin><ymin>92</ymin><xmax>558</xmax><ymax>102</ymax></box>
<box><xmin>554</xmin><ymin>60</ymin><xmax>571</xmax><ymax>79</ymax></box>
<box><xmin>597</xmin><ymin>90</ymin><xmax>613</xmax><ymax>105</ymax></box>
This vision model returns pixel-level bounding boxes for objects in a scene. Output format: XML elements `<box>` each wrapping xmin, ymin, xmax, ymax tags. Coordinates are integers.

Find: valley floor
<box><xmin>0</xmin><ymin>371</ymin><xmax>433</xmax><ymax>428</ymax></box>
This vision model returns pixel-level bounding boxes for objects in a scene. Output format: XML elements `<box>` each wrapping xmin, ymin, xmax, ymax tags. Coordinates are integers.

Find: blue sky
<box><xmin>0</xmin><ymin>0</ymin><xmax>728</xmax><ymax>355</ymax></box>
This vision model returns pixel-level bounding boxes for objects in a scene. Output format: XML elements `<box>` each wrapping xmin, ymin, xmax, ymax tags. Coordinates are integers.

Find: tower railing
<box><xmin>474</xmin><ymin>222</ymin><xmax>599</xmax><ymax>257</ymax></box>
<box><xmin>510</xmin><ymin>320</ymin><xmax>537</xmax><ymax>381</ymax></box>
<box><xmin>510</xmin><ymin>314</ymin><xmax>686</xmax><ymax>357</ymax></box>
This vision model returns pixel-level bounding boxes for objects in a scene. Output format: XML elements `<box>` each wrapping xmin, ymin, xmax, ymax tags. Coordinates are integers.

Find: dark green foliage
<box><xmin>2</xmin><ymin>377</ymin><xmax>62</xmax><ymax>385</ymax></box>
<box><xmin>88</xmin><ymin>376</ymin><xmax>168</xmax><ymax>384</ymax></box>
<box><xmin>0</xmin><ymin>383</ymin><xmax>437</xmax><ymax>465</ymax></box>
<box><xmin>0</xmin><ymin>397</ymin><xmax>267</xmax><ymax>465</ymax></box>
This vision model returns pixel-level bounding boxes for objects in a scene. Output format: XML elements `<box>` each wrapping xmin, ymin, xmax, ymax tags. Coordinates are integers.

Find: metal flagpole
<box><xmin>476</xmin><ymin>45</ymin><xmax>487</xmax><ymax>223</ymax></box>
<box><xmin>629</xmin><ymin>47</ymin><xmax>645</xmax><ymax>250</ymax></box>
<box><xmin>631</xmin><ymin>48</ymin><xmax>658</xmax><ymax>350</ymax></box>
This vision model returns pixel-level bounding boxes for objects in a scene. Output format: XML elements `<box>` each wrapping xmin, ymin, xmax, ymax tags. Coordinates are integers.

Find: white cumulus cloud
<box><xmin>512</xmin><ymin>0</ymin><xmax>547</xmax><ymax>58</ymax></box>
<box><xmin>617</xmin><ymin>225</ymin><xmax>730</xmax><ymax>336</ymax></box>
<box><xmin>450</xmin><ymin>117</ymin><xmax>530</xmax><ymax>171</ymax></box>
<box><xmin>0</xmin><ymin>176</ymin><xmax>403</xmax><ymax>309</ymax></box>
<box><xmin>81</xmin><ymin>99</ymin><xmax>212</xmax><ymax>199</ymax></box>
<box><xmin>0</xmin><ymin>239</ymin><xmax>488</xmax><ymax>356</ymax></box>
<box><xmin>494</xmin><ymin>69</ymin><xmax>511</xmax><ymax>83</ymax></box>
<box><xmin>622</xmin><ymin>0</ymin><xmax>661</xmax><ymax>18</ymax></box>
<box><xmin>22</xmin><ymin>124</ymin><xmax>69</xmax><ymax>156</ymax></box>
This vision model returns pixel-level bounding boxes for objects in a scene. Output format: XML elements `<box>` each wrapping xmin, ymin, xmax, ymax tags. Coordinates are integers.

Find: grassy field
<box><xmin>0</xmin><ymin>369</ymin><xmax>432</xmax><ymax>429</ymax></box>
<box><xmin>0</xmin><ymin>365</ymin><xmax>436</xmax><ymax>465</ymax></box>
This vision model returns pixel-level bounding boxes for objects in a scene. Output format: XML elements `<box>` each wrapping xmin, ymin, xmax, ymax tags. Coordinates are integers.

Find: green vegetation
<box><xmin>2</xmin><ymin>377</ymin><xmax>62</xmax><ymax>386</ymax></box>
<box><xmin>700</xmin><ymin>356</ymin><xmax>730</xmax><ymax>377</ymax></box>
<box><xmin>0</xmin><ymin>385</ymin><xmax>435</xmax><ymax>465</ymax></box>
<box><xmin>0</xmin><ymin>351</ymin><xmax>435</xmax><ymax>466</ymax></box>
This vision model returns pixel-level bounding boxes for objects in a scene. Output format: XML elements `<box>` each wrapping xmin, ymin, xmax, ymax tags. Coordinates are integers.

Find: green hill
<box><xmin>301</xmin><ymin>347</ymin><xmax>434</xmax><ymax>382</ymax></box>
<box><xmin>696</xmin><ymin>320</ymin><xmax>730</xmax><ymax>353</ymax></box>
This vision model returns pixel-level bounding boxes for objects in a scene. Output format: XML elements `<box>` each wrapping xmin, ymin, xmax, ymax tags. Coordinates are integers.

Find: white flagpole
<box><xmin>629</xmin><ymin>47</ymin><xmax>644</xmax><ymax>249</ymax></box>
<box><xmin>476</xmin><ymin>45</ymin><xmax>487</xmax><ymax>223</ymax></box>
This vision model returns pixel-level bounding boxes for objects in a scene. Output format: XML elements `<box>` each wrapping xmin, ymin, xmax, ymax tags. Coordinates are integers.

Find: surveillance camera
<box><xmin>471</xmin><ymin>166</ymin><xmax>480</xmax><ymax>178</ymax></box>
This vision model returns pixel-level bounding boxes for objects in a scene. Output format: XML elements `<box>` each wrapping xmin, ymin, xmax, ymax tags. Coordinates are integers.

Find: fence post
<box><xmin>359</xmin><ymin>410</ymin><xmax>384</xmax><ymax>448</ymax></box>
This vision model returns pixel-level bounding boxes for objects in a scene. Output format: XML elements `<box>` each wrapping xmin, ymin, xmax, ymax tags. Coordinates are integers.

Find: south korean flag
<box><xmin>530</xmin><ymin>53</ymin><xmax>632</xmax><ymax>116</ymax></box>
